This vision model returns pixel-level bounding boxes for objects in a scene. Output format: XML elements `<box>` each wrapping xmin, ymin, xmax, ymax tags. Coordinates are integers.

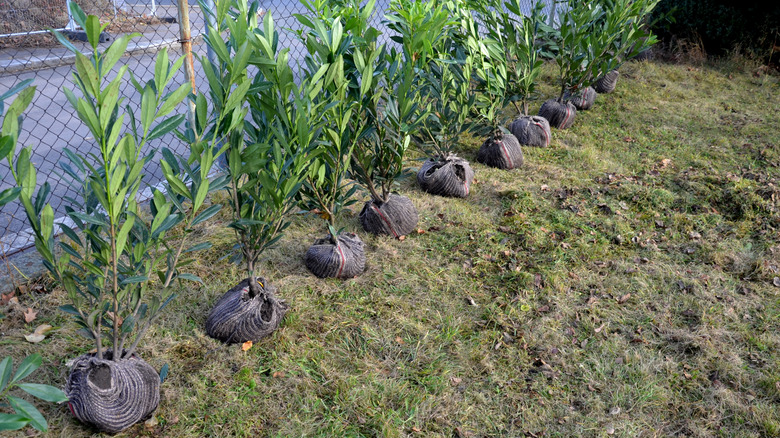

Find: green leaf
<box><xmin>0</xmin><ymin>187</ymin><xmax>21</xmax><ymax>207</ymax></box>
<box><xmin>0</xmin><ymin>356</ymin><xmax>12</xmax><ymax>392</ymax></box>
<box><xmin>183</xmin><ymin>242</ymin><xmax>212</xmax><ymax>253</ymax></box>
<box><xmin>140</xmin><ymin>86</ymin><xmax>156</xmax><ymax>136</ymax></box>
<box><xmin>160</xmin><ymin>160</ymin><xmax>190</xmax><ymax>199</ymax></box>
<box><xmin>17</xmin><ymin>383</ymin><xmax>69</xmax><ymax>403</ymax></box>
<box><xmin>115</xmin><ymin>215</ymin><xmax>135</xmax><ymax>256</ymax></box>
<box><xmin>85</xmin><ymin>15</ymin><xmax>102</xmax><ymax>50</ymax></box>
<box><xmin>159</xmin><ymin>363</ymin><xmax>169</xmax><ymax>383</ymax></box>
<box><xmin>101</xmin><ymin>34</ymin><xmax>133</xmax><ymax>74</ymax></box>
<box><xmin>192</xmin><ymin>179</ymin><xmax>209</xmax><ymax>212</ymax></box>
<box><xmin>175</xmin><ymin>273</ymin><xmax>202</xmax><ymax>284</ymax></box>
<box><xmin>7</xmin><ymin>395</ymin><xmax>47</xmax><ymax>432</ymax></box>
<box><xmin>148</xmin><ymin>114</ymin><xmax>186</xmax><ymax>141</ymax></box>
<box><xmin>120</xmin><ymin>275</ymin><xmax>149</xmax><ymax>285</ymax></box>
<box><xmin>11</xmin><ymin>354</ymin><xmax>41</xmax><ymax>384</ymax></box>
<box><xmin>191</xmin><ymin>204</ymin><xmax>221</xmax><ymax>226</ymax></box>
<box><xmin>0</xmin><ymin>413</ymin><xmax>30</xmax><ymax>431</ymax></box>
<box><xmin>158</xmin><ymin>84</ymin><xmax>191</xmax><ymax>118</ymax></box>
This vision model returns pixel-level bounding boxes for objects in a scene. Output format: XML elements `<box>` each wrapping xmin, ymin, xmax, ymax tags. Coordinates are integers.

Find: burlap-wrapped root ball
<box><xmin>509</xmin><ymin>115</ymin><xmax>551</xmax><ymax>147</ymax></box>
<box><xmin>539</xmin><ymin>100</ymin><xmax>577</xmax><ymax>129</ymax></box>
<box><xmin>206</xmin><ymin>278</ymin><xmax>288</xmax><ymax>344</ymax></box>
<box><xmin>305</xmin><ymin>232</ymin><xmax>365</xmax><ymax>279</ymax></box>
<box><xmin>563</xmin><ymin>86</ymin><xmax>597</xmax><ymax>111</ymax></box>
<box><xmin>476</xmin><ymin>134</ymin><xmax>524</xmax><ymax>170</ymax></box>
<box><xmin>417</xmin><ymin>154</ymin><xmax>474</xmax><ymax>198</ymax></box>
<box><xmin>593</xmin><ymin>70</ymin><xmax>619</xmax><ymax>94</ymax></box>
<box><xmin>65</xmin><ymin>351</ymin><xmax>160</xmax><ymax>434</ymax></box>
<box><xmin>359</xmin><ymin>193</ymin><xmax>418</xmax><ymax>238</ymax></box>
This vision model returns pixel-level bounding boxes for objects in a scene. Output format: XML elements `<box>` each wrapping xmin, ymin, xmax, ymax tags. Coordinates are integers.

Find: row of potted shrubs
<box><xmin>0</xmin><ymin>0</ymin><xmax>658</xmax><ymax>433</ymax></box>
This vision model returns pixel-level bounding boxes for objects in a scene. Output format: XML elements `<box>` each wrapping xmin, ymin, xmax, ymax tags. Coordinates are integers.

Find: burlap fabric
<box><xmin>593</xmin><ymin>70</ymin><xmax>619</xmax><ymax>94</ymax></box>
<box><xmin>539</xmin><ymin>100</ymin><xmax>577</xmax><ymax>129</ymax></box>
<box><xmin>205</xmin><ymin>278</ymin><xmax>288</xmax><ymax>344</ymax></box>
<box><xmin>417</xmin><ymin>154</ymin><xmax>474</xmax><ymax>198</ymax></box>
<box><xmin>564</xmin><ymin>86</ymin><xmax>597</xmax><ymax>111</ymax></box>
<box><xmin>65</xmin><ymin>350</ymin><xmax>159</xmax><ymax>434</ymax></box>
<box><xmin>305</xmin><ymin>232</ymin><xmax>366</xmax><ymax>278</ymax></box>
<box><xmin>359</xmin><ymin>194</ymin><xmax>418</xmax><ymax>237</ymax></box>
<box><xmin>509</xmin><ymin>115</ymin><xmax>551</xmax><ymax>147</ymax></box>
<box><xmin>476</xmin><ymin>134</ymin><xmax>524</xmax><ymax>170</ymax></box>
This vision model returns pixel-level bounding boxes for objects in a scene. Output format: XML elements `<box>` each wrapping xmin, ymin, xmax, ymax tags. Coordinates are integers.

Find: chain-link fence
<box><xmin>0</xmin><ymin>0</ymin><xmax>552</xmax><ymax>259</ymax></box>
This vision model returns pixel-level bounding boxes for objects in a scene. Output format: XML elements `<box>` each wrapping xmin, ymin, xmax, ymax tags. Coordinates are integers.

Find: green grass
<box><xmin>2</xmin><ymin>59</ymin><xmax>779</xmax><ymax>437</ymax></box>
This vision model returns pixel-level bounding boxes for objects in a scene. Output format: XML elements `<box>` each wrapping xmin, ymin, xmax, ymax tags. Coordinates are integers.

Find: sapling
<box><xmin>4</xmin><ymin>4</ymin><xmax>223</xmax><ymax>433</ymax></box>
<box><xmin>295</xmin><ymin>8</ymin><xmax>369</xmax><ymax>278</ymax></box>
<box><xmin>505</xmin><ymin>0</ymin><xmax>552</xmax><ymax>147</ymax></box>
<box><xmin>469</xmin><ymin>0</ymin><xmax>525</xmax><ymax>170</ymax></box>
<box><xmin>591</xmin><ymin>0</ymin><xmax>660</xmax><ymax>93</ymax></box>
<box><xmin>352</xmin><ymin>46</ymin><xmax>426</xmax><ymax>238</ymax></box>
<box><xmin>202</xmin><ymin>1</ymin><xmax>324</xmax><ymax>340</ymax></box>
<box><xmin>391</xmin><ymin>0</ymin><xmax>479</xmax><ymax>198</ymax></box>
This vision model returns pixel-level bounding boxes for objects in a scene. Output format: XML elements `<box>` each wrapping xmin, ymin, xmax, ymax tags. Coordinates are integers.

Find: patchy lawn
<box><xmin>2</xmin><ymin>58</ymin><xmax>779</xmax><ymax>437</ymax></box>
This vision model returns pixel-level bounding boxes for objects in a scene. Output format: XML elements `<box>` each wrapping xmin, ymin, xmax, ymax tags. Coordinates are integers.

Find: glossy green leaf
<box><xmin>17</xmin><ymin>383</ymin><xmax>69</xmax><ymax>403</ymax></box>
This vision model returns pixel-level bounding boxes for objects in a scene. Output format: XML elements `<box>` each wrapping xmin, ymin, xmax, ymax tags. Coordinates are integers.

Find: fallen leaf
<box><xmin>540</xmin><ymin>184</ymin><xmax>550</xmax><ymax>191</ymax></box>
<box><xmin>450</xmin><ymin>377</ymin><xmax>463</xmax><ymax>386</ymax></box>
<box><xmin>241</xmin><ymin>340</ymin><xmax>253</xmax><ymax>351</ymax></box>
<box><xmin>412</xmin><ymin>427</ymin><xmax>421</xmax><ymax>432</ymax></box>
<box><xmin>24</xmin><ymin>324</ymin><xmax>53</xmax><ymax>343</ymax></box>
<box><xmin>609</xmin><ymin>406</ymin><xmax>621</xmax><ymax>416</ymax></box>
<box><xmin>0</xmin><ymin>291</ymin><xmax>14</xmax><ymax>305</ymax></box>
<box><xmin>466</xmin><ymin>296</ymin><xmax>477</xmax><ymax>306</ymax></box>
<box><xmin>272</xmin><ymin>371</ymin><xmax>285</xmax><ymax>378</ymax></box>
<box><xmin>416</xmin><ymin>229</ymin><xmax>425</xmax><ymax>234</ymax></box>
<box><xmin>395</xmin><ymin>336</ymin><xmax>405</xmax><ymax>344</ymax></box>
<box><xmin>617</xmin><ymin>293</ymin><xmax>631</xmax><ymax>304</ymax></box>
<box><xmin>659</xmin><ymin>158</ymin><xmax>672</xmax><ymax>168</ymax></box>
<box><xmin>144</xmin><ymin>416</ymin><xmax>159</xmax><ymax>428</ymax></box>
<box><xmin>398</xmin><ymin>235</ymin><xmax>406</xmax><ymax>241</ymax></box>
<box><xmin>594</xmin><ymin>323</ymin><xmax>606</xmax><ymax>333</ymax></box>
<box><xmin>773</xmin><ymin>277</ymin><xmax>780</xmax><ymax>288</ymax></box>
<box><xmin>23</xmin><ymin>308</ymin><xmax>37</xmax><ymax>323</ymax></box>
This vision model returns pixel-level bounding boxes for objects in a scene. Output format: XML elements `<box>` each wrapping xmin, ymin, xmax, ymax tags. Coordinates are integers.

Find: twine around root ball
<box><xmin>477</xmin><ymin>134</ymin><xmax>524</xmax><ymax>170</ymax></box>
<box><xmin>417</xmin><ymin>154</ymin><xmax>474</xmax><ymax>198</ymax></box>
<box><xmin>593</xmin><ymin>70</ymin><xmax>619</xmax><ymax>94</ymax></box>
<box><xmin>205</xmin><ymin>278</ymin><xmax>288</xmax><ymax>344</ymax></box>
<box><xmin>305</xmin><ymin>232</ymin><xmax>366</xmax><ymax>279</ymax></box>
<box><xmin>359</xmin><ymin>193</ymin><xmax>418</xmax><ymax>238</ymax></box>
<box><xmin>539</xmin><ymin>100</ymin><xmax>577</xmax><ymax>129</ymax></box>
<box><xmin>65</xmin><ymin>351</ymin><xmax>160</xmax><ymax>434</ymax></box>
<box><xmin>564</xmin><ymin>86</ymin><xmax>597</xmax><ymax>111</ymax></box>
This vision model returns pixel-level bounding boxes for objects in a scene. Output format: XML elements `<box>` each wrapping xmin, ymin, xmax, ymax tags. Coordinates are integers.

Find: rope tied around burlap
<box><xmin>65</xmin><ymin>350</ymin><xmax>160</xmax><ymax>434</ymax></box>
<box><xmin>305</xmin><ymin>232</ymin><xmax>366</xmax><ymax>278</ymax></box>
<box><xmin>564</xmin><ymin>86</ymin><xmax>597</xmax><ymax>111</ymax></box>
<box><xmin>205</xmin><ymin>278</ymin><xmax>288</xmax><ymax>344</ymax></box>
<box><xmin>509</xmin><ymin>115</ymin><xmax>551</xmax><ymax>147</ymax></box>
<box><xmin>539</xmin><ymin>99</ymin><xmax>577</xmax><ymax>129</ymax></box>
<box><xmin>417</xmin><ymin>154</ymin><xmax>474</xmax><ymax>198</ymax></box>
<box><xmin>476</xmin><ymin>133</ymin><xmax>524</xmax><ymax>170</ymax></box>
<box><xmin>359</xmin><ymin>193</ymin><xmax>418</xmax><ymax>237</ymax></box>
<box><xmin>593</xmin><ymin>70</ymin><xmax>619</xmax><ymax>94</ymax></box>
